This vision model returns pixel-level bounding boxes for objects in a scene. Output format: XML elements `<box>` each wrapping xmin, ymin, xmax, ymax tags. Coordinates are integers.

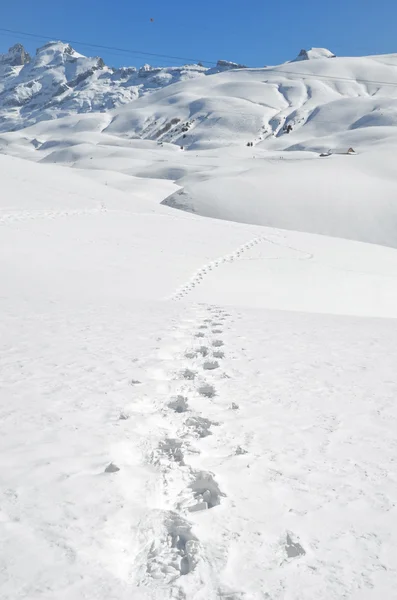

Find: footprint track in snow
<box><xmin>143</xmin><ymin>305</ymin><xmax>231</xmax><ymax>591</ymax></box>
<box><xmin>182</xmin><ymin>471</ymin><xmax>225</xmax><ymax>513</ymax></box>
<box><xmin>145</xmin><ymin>511</ymin><xmax>200</xmax><ymax>582</ymax></box>
<box><xmin>212</xmin><ymin>340</ymin><xmax>224</xmax><ymax>348</ymax></box>
<box><xmin>169</xmin><ymin>233</ymin><xmax>312</xmax><ymax>301</ymax></box>
<box><xmin>157</xmin><ymin>438</ymin><xmax>185</xmax><ymax>464</ymax></box>
<box><xmin>168</xmin><ymin>395</ymin><xmax>189</xmax><ymax>413</ymax></box>
<box><xmin>179</xmin><ymin>368</ymin><xmax>197</xmax><ymax>381</ymax></box>
<box><xmin>169</xmin><ymin>235</ymin><xmax>270</xmax><ymax>301</ymax></box>
<box><xmin>0</xmin><ymin>208</ymin><xmax>107</xmax><ymax>226</ymax></box>
<box><xmin>202</xmin><ymin>360</ymin><xmax>220</xmax><ymax>371</ymax></box>
<box><xmin>185</xmin><ymin>345</ymin><xmax>209</xmax><ymax>359</ymax></box>
<box><xmin>198</xmin><ymin>383</ymin><xmax>216</xmax><ymax>398</ymax></box>
<box><xmin>184</xmin><ymin>415</ymin><xmax>217</xmax><ymax>438</ymax></box>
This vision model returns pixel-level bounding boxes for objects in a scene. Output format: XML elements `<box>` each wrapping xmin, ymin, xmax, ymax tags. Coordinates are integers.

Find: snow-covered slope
<box><xmin>2</xmin><ymin>153</ymin><xmax>397</xmax><ymax>599</ymax></box>
<box><xmin>0</xmin><ymin>41</ymin><xmax>252</xmax><ymax>133</ymax></box>
<box><xmin>2</xmin><ymin>44</ymin><xmax>397</xmax><ymax>247</ymax></box>
<box><xmin>96</xmin><ymin>50</ymin><xmax>397</xmax><ymax>152</ymax></box>
<box><xmin>0</xmin><ymin>42</ymin><xmax>226</xmax><ymax>132</ymax></box>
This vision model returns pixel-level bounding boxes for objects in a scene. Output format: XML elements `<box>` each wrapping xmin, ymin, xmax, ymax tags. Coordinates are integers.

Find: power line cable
<box><xmin>0</xmin><ymin>27</ymin><xmax>217</xmax><ymax>66</ymax></box>
<box><xmin>263</xmin><ymin>67</ymin><xmax>397</xmax><ymax>88</ymax></box>
<box><xmin>2</xmin><ymin>26</ymin><xmax>397</xmax><ymax>88</ymax></box>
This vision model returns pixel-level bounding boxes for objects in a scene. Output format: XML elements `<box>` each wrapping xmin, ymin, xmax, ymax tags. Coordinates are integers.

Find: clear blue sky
<box><xmin>1</xmin><ymin>0</ymin><xmax>397</xmax><ymax>68</ymax></box>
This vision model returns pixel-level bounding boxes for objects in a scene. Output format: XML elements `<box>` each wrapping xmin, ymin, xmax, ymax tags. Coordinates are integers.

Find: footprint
<box><xmin>146</xmin><ymin>512</ymin><xmax>199</xmax><ymax>580</ymax></box>
<box><xmin>185</xmin><ymin>416</ymin><xmax>215</xmax><ymax>438</ymax></box>
<box><xmin>195</xmin><ymin>332</ymin><xmax>205</xmax><ymax>338</ymax></box>
<box><xmin>188</xmin><ymin>471</ymin><xmax>225</xmax><ymax>511</ymax></box>
<box><xmin>212</xmin><ymin>329</ymin><xmax>223</xmax><ymax>334</ymax></box>
<box><xmin>198</xmin><ymin>383</ymin><xmax>216</xmax><ymax>398</ymax></box>
<box><xmin>158</xmin><ymin>438</ymin><xmax>185</xmax><ymax>464</ymax></box>
<box><xmin>212</xmin><ymin>340</ymin><xmax>224</xmax><ymax>348</ymax></box>
<box><xmin>203</xmin><ymin>361</ymin><xmax>219</xmax><ymax>371</ymax></box>
<box><xmin>285</xmin><ymin>533</ymin><xmax>306</xmax><ymax>559</ymax></box>
<box><xmin>213</xmin><ymin>351</ymin><xmax>224</xmax><ymax>359</ymax></box>
<box><xmin>196</xmin><ymin>346</ymin><xmax>209</xmax><ymax>357</ymax></box>
<box><xmin>105</xmin><ymin>462</ymin><xmax>120</xmax><ymax>473</ymax></box>
<box><xmin>180</xmin><ymin>369</ymin><xmax>197</xmax><ymax>380</ymax></box>
<box><xmin>168</xmin><ymin>396</ymin><xmax>189</xmax><ymax>413</ymax></box>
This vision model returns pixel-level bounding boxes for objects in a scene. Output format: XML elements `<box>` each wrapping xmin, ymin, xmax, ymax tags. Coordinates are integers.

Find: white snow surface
<box><xmin>2</xmin><ymin>44</ymin><xmax>397</xmax><ymax>599</ymax></box>
<box><xmin>2</xmin><ymin>149</ymin><xmax>397</xmax><ymax>599</ymax></box>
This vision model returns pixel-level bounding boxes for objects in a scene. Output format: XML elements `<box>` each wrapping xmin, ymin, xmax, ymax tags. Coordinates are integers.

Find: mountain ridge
<box><xmin>0</xmin><ymin>41</ymin><xmax>257</xmax><ymax>132</ymax></box>
<box><xmin>0</xmin><ymin>41</ymin><xmax>339</xmax><ymax>132</ymax></box>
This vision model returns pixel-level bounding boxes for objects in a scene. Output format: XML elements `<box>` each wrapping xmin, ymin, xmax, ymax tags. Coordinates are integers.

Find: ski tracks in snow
<box><xmin>124</xmin><ymin>304</ymin><xmax>243</xmax><ymax>599</ymax></box>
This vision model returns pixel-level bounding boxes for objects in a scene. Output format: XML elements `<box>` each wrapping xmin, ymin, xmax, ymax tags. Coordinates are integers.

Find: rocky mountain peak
<box><xmin>0</xmin><ymin>43</ymin><xmax>31</xmax><ymax>66</ymax></box>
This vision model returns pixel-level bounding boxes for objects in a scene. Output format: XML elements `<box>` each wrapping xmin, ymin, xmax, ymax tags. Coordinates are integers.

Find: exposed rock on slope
<box><xmin>293</xmin><ymin>47</ymin><xmax>336</xmax><ymax>61</ymax></box>
<box><xmin>0</xmin><ymin>42</ymin><xmax>209</xmax><ymax>132</ymax></box>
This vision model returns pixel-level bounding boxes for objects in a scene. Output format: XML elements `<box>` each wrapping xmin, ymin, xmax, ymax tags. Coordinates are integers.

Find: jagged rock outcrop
<box><xmin>293</xmin><ymin>48</ymin><xmax>336</xmax><ymax>61</ymax></box>
<box><xmin>214</xmin><ymin>59</ymin><xmax>248</xmax><ymax>70</ymax></box>
<box><xmin>0</xmin><ymin>43</ymin><xmax>31</xmax><ymax>67</ymax></box>
<box><xmin>0</xmin><ymin>41</ymin><xmax>209</xmax><ymax>132</ymax></box>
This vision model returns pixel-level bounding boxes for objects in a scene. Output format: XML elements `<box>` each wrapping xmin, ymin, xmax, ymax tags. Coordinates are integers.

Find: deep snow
<box><xmin>2</xmin><ymin>152</ymin><xmax>397</xmax><ymax>599</ymax></box>
<box><xmin>2</xmin><ymin>43</ymin><xmax>397</xmax><ymax>600</ymax></box>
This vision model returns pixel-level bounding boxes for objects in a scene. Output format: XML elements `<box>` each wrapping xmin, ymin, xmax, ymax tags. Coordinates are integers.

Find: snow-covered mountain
<box><xmin>2</xmin><ymin>44</ymin><xmax>397</xmax><ymax>247</ymax></box>
<box><xmin>4</xmin><ymin>41</ymin><xmax>395</xmax><ymax>155</ymax></box>
<box><xmin>0</xmin><ymin>42</ymin><xmax>250</xmax><ymax>132</ymax></box>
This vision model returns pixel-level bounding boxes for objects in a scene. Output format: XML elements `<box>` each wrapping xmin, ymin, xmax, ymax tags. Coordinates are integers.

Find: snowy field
<box><xmin>2</xmin><ymin>151</ymin><xmax>397</xmax><ymax>600</ymax></box>
<box><xmin>2</xmin><ymin>45</ymin><xmax>397</xmax><ymax>599</ymax></box>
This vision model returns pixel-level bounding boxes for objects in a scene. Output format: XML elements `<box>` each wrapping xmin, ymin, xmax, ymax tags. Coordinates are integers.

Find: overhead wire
<box><xmin>0</xmin><ymin>27</ymin><xmax>216</xmax><ymax>66</ymax></box>
<box><xmin>2</xmin><ymin>26</ymin><xmax>397</xmax><ymax>88</ymax></box>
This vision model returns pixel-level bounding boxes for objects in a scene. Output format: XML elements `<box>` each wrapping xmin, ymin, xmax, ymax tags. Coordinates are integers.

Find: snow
<box><xmin>2</xmin><ymin>148</ymin><xmax>397</xmax><ymax>599</ymax></box>
<box><xmin>292</xmin><ymin>47</ymin><xmax>336</xmax><ymax>61</ymax></box>
<box><xmin>3</xmin><ymin>48</ymin><xmax>397</xmax><ymax>246</ymax></box>
<box><xmin>0</xmin><ymin>42</ymin><xmax>210</xmax><ymax>133</ymax></box>
<box><xmin>2</xmin><ymin>43</ymin><xmax>397</xmax><ymax>599</ymax></box>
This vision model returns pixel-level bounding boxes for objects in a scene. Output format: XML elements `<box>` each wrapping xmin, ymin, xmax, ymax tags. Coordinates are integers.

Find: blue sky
<box><xmin>1</xmin><ymin>0</ymin><xmax>397</xmax><ymax>67</ymax></box>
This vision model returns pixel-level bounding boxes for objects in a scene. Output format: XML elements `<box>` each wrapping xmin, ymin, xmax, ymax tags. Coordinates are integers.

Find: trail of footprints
<box><xmin>170</xmin><ymin>236</ymin><xmax>265</xmax><ymax>301</ymax></box>
<box><xmin>145</xmin><ymin>305</ymin><xmax>230</xmax><ymax>584</ymax></box>
<box><xmin>0</xmin><ymin>207</ymin><xmax>106</xmax><ymax>225</ymax></box>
